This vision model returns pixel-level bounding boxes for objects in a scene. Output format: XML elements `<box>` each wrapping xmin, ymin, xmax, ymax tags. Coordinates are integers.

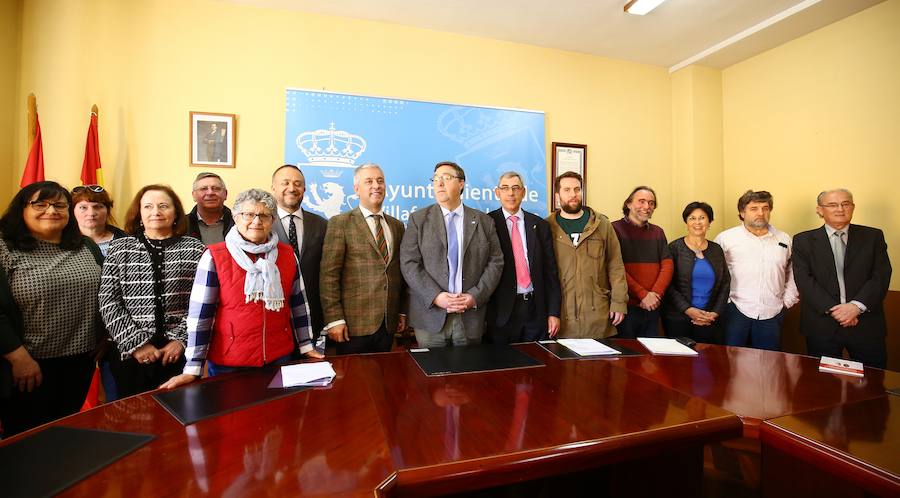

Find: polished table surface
<box><xmin>760</xmin><ymin>394</ymin><xmax>900</xmax><ymax>497</ymax></box>
<box><xmin>610</xmin><ymin>340</ymin><xmax>900</xmax><ymax>437</ymax></box>
<box><xmin>1</xmin><ymin>343</ymin><xmax>744</xmax><ymax>497</ymax></box>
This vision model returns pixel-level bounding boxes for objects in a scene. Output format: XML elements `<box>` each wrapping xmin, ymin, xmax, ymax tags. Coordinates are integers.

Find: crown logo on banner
<box><xmin>297</xmin><ymin>122</ymin><xmax>367</xmax><ymax>168</ymax></box>
<box><xmin>437</xmin><ymin>107</ymin><xmax>522</xmax><ymax>149</ymax></box>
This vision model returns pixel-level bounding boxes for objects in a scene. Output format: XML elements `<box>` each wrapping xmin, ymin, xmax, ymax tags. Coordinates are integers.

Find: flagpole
<box><xmin>27</xmin><ymin>93</ymin><xmax>37</xmax><ymax>145</ymax></box>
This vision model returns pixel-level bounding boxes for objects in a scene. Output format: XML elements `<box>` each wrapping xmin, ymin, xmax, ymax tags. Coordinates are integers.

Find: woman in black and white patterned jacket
<box><xmin>99</xmin><ymin>184</ymin><xmax>205</xmax><ymax>397</ymax></box>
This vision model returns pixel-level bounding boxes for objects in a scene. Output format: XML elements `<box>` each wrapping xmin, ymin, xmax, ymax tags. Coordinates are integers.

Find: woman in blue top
<box><xmin>662</xmin><ymin>202</ymin><xmax>730</xmax><ymax>344</ymax></box>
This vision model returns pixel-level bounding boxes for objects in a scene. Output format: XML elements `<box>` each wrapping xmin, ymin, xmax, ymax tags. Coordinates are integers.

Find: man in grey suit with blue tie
<box><xmin>400</xmin><ymin>161</ymin><xmax>504</xmax><ymax>347</ymax></box>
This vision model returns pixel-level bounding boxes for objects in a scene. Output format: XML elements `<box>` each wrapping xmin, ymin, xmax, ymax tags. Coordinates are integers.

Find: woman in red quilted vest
<box><xmin>161</xmin><ymin>189</ymin><xmax>323</xmax><ymax>390</ymax></box>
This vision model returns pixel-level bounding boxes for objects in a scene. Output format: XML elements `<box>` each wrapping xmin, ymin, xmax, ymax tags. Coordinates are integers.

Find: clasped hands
<box><xmin>132</xmin><ymin>340</ymin><xmax>184</xmax><ymax>366</ymax></box>
<box><xmin>829</xmin><ymin>303</ymin><xmax>860</xmax><ymax>327</ymax></box>
<box><xmin>685</xmin><ymin>307</ymin><xmax>718</xmax><ymax>326</ymax></box>
<box><xmin>639</xmin><ymin>291</ymin><xmax>662</xmax><ymax>311</ymax></box>
<box><xmin>434</xmin><ymin>292</ymin><xmax>476</xmax><ymax>313</ymax></box>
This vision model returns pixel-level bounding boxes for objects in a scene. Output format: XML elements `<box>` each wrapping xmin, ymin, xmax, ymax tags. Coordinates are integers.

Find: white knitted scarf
<box><xmin>224</xmin><ymin>227</ymin><xmax>284</xmax><ymax>311</ymax></box>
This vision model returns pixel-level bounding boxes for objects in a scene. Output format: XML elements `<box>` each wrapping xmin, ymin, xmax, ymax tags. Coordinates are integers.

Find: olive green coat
<box><xmin>546</xmin><ymin>208</ymin><xmax>627</xmax><ymax>338</ymax></box>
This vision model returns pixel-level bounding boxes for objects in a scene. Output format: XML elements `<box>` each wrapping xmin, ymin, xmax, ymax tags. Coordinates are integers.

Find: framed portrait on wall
<box><xmin>550</xmin><ymin>142</ymin><xmax>586</xmax><ymax>210</ymax></box>
<box><xmin>190</xmin><ymin>112</ymin><xmax>236</xmax><ymax>167</ymax></box>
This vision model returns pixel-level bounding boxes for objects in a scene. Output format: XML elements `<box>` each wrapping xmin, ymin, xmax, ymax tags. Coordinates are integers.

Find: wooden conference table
<box><xmin>2</xmin><ymin>341</ymin><xmax>898</xmax><ymax>497</ymax></box>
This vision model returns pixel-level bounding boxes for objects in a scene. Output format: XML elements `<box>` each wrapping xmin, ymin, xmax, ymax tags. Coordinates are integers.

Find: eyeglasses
<box><xmin>72</xmin><ymin>185</ymin><xmax>105</xmax><ymax>194</ymax></box>
<box><xmin>237</xmin><ymin>212</ymin><xmax>274</xmax><ymax>222</ymax></box>
<box><xmin>193</xmin><ymin>186</ymin><xmax>225</xmax><ymax>193</ymax></box>
<box><xmin>497</xmin><ymin>185</ymin><xmax>524</xmax><ymax>193</ymax></box>
<box><xmin>29</xmin><ymin>200</ymin><xmax>69</xmax><ymax>212</ymax></box>
<box><xmin>819</xmin><ymin>201</ymin><xmax>854</xmax><ymax>210</ymax></box>
<box><xmin>431</xmin><ymin>174</ymin><xmax>462</xmax><ymax>183</ymax></box>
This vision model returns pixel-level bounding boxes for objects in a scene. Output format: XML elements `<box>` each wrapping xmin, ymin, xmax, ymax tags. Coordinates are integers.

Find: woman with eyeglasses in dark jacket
<box><xmin>0</xmin><ymin>181</ymin><xmax>103</xmax><ymax>436</ymax></box>
<box><xmin>662</xmin><ymin>202</ymin><xmax>730</xmax><ymax>344</ymax></box>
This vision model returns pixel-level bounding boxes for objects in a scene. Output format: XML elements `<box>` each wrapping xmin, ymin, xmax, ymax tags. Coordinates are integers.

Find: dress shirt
<box><xmin>277</xmin><ymin>206</ymin><xmax>303</xmax><ymax>257</ymax></box>
<box><xmin>359</xmin><ymin>205</ymin><xmax>393</xmax><ymax>260</ymax></box>
<box><xmin>714</xmin><ymin>224</ymin><xmax>799</xmax><ymax>320</ymax></box>
<box><xmin>823</xmin><ymin>224</ymin><xmax>867</xmax><ymax>311</ymax></box>
<box><xmin>502</xmin><ymin>208</ymin><xmax>533</xmax><ymax>294</ymax></box>
<box><xmin>440</xmin><ymin>204</ymin><xmax>465</xmax><ymax>294</ymax></box>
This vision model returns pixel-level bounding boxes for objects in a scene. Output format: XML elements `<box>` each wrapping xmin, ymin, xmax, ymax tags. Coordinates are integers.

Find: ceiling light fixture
<box><xmin>624</xmin><ymin>0</ymin><xmax>667</xmax><ymax>16</ymax></box>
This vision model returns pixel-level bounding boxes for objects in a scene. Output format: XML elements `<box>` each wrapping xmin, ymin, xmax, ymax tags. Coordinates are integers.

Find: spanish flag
<box><xmin>19</xmin><ymin>113</ymin><xmax>45</xmax><ymax>187</ymax></box>
<box><xmin>80</xmin><ymin>108</ymin><xmax>104</xmax><ymax>186</ymax></box>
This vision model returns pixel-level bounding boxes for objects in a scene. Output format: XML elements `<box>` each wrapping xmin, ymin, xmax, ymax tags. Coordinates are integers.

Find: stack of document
<box><xmin>557</xmin><ymin>338</ymin><xmax>620</xmax><ymax>356</ymax></box>
<box><xmin>280</xmin><ymin>362</ymin><xmax>337</xmax><ymax>387</ymax></box>
<box><xmin>637</xmin><ymin>337</ymin><xmax>699</xmax><ymax>356</ymax></box>
<box><xmin>818</xmin><ymin>356</ymin><xmax>864</xmax><ymax>378</ymax></box>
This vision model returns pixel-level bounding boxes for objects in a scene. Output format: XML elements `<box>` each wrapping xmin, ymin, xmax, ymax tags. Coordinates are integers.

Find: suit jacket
<box><xmin>319</xmin><ymin>208</ymin><xmax>407</xmax><ymax>337</ymax></box>
<box><xmin>486</xmin><ymin>208</ymin><xmax>561</xmax><ymax>327</ymax></box>
<box><xmin>272</xmin><ymin>208</ymin><xmax>328</xmax><ymax>335</ymax></box>
<box><xmin>400</xmin><ymin>203</ymin><xmax>504</xmax><ymax>337</ymax></box>
<box><xmin>187</xmin><ymin>205</ymin><xmax>234</xmax><ymax>244</ymax></box>
<box><xmin>792</xmin><ymin>224</ymin><xmax>891</xmax><ymax>340</ymax></box>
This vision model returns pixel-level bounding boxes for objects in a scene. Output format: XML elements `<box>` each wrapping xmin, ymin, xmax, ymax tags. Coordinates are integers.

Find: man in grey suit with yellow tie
<box><xmin>400</xmin><ymin>161</ymin><xmax>504</xmax><ymax>347</ymax></box>
<box><xmin>319</xmin><ymin>164</ymin><xmax>407</xmax><ymax>354</ymax></box>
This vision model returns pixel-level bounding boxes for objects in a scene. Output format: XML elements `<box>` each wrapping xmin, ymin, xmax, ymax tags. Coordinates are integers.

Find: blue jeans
<box><xmin>723</xmin><ymin>302</ymin><xmax>785</xmax><ymax>351</ymax></box>
<box><xmin>207</xmin><ymin>354</ymin><xmax>292</xmax><ymax>377</ymax></box>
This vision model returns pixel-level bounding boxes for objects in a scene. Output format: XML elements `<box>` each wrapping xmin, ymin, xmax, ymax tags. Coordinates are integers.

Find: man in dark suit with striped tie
<box><xmin>792</xmin><ymin>188</ymin><xmax>892</xmax><ymax>368</ymax></box>
<box><xmin>486</xmin><ymin>171</ymin><xmax>561</xmax><ymax>343</ymax></box>
<box><xmin>319</xmin><ymin>164</ymin><xmax>407</xmax><ymax>354</ymax></box>
<box><xmin>271</xmin><ymin>165</ymin><xmax>328</xmax><ymax>340</ymax></box>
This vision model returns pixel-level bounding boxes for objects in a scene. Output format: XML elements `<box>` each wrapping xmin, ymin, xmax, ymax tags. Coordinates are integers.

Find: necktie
<box><xmin>287</xmin><ymin>214</ymin><xmax>299</xmax><ymax>259</ymax></box>
<box><xmin>508</xmin><ymin>215</ymin><xmax>531</xmax><ymax>290</ymax></box>
<box><xmin>371</xmin><ymin>214</ymin><xmax>389</xmax><ymax>264</ymax></box>
<box><xmin>832</xmin><ymin>230</ymin><xmax>847</xmax><ymax>303</ymax></box>
<box><xmin>446</xmin><ymin>212</ymin><xmax>459</xmax><ymax>294</ymax></box>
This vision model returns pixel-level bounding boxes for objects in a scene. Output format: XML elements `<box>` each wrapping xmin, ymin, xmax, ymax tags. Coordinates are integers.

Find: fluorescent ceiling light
<box><xmin>624</xmin><ymin>0</ymin><xmax>667</xmax><ymax>16</ymax></box>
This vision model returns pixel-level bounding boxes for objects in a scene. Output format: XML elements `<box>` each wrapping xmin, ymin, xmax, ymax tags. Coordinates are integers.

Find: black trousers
<box><xmin>108</xmin><ymin>337</ymin><xmax>185</xmax><ymax>398</ymax></box>
<box><xmin>0</xmin><ymin>351</ymin><xmax>94</xmax><ymax>437</ymax></box>
<box><xmin>333</xmin><ymin>322</ymin><xmax>394</xmax><ymax>355</ymax></box>
<box><xmin>616</xmin><ymin>306</ymin><xmax>661</xmax><ymax>339</ymax></box>
<box><xmin>806</xmin><ymin>331</ymin><xmax>887</xmax><ymax>369</ymax></box>
<box><xmin>487</xmin><ymin>294</ymin><xmax>547</xmax><ymax>344</ymax></box>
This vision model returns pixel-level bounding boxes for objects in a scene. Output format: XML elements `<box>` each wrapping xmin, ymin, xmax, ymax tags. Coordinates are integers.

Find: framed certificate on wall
<box><xmin>550</xmin><ymin>142</ymin><xmax>586</xmax><ymax>210</ymax></box>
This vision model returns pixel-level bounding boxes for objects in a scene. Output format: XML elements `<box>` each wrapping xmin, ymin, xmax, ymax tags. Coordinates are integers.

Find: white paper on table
<box><xmin>280</xmin><ymin>362</ymin><xmax>336</xmax><ymax>387</ymax></box>
<box><xmin>557</xmin><ymin>338</ymin><xmax>620</xmax><ymax>356</ymax></box>
<box><xmin>637</xmin><ymin>338</ymin><xmax>699</xmax><ymax>356</ymax></box>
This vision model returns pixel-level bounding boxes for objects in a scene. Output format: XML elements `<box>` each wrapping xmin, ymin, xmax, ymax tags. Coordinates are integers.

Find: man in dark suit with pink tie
<box><xmin>486</xmin><ymin>171</ymin><xmax>561</xmax><ymax>344</ymax></box>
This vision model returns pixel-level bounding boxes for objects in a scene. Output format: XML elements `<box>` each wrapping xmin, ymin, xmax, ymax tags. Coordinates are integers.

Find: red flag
<box><xmin>81</xmin><ymin>111</ymin><xmax>104</xmax><ymax>186</ymax></box>
<box><xmin>80</xmin><ymin>365</ymin><xmax>101</xmax><ymax>411</ymax></box>
<box><xmin>20</xmin><ymin>113</ymin><xmax>45</xmax><ymax>187</ymax></box>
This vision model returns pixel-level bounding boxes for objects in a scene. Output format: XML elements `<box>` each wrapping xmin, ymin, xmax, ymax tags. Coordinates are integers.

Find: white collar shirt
<box><xmin>713</xmin><ymin>224</ymin><xmax>800</xmax><ymax>320</ymax></box>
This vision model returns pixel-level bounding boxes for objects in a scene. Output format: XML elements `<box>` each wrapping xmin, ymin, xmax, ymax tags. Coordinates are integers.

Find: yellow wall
<box><xmin>0</xmin><ymin>0</ymin><xmax>22</xmax><ymax>205</ymax></box>
<box><xmin>671</xmin><ymin>65</ymin><xmax>724</xmax><ymax>234</ymax></box>
<box><xmin>11</xmin><ymin>0</ymin><xmax>673</xmax><ymax>234</ymax></box>
<box><xmin>723</xmin><ymin>0</ymin><xmax>900</xmax><ymax>288</ymax></box>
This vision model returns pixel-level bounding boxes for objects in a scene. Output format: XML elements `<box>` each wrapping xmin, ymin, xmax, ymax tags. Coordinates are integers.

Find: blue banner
<box><xmin>284</xmin><ymin>90</ymin><xmax>546</xmax><ymax>221</ymax></box>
